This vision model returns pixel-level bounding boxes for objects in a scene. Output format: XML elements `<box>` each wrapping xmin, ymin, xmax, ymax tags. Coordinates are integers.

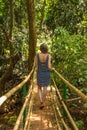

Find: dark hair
<box><xmin>40</xmin><ymin>43</ymin><xmax>48</xmax><ymax>53</ymax></box>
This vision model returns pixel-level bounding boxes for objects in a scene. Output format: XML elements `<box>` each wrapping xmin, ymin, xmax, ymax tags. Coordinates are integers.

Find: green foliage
<box><xmin>35</xmin><ymin>0</ymin><xmax>45</xmax><ymax>27</ymax></box>
<box><xmin>51</xmin><ymin>27</ymin><xmax>87</xmax><ymax>87</ymax></box>
<box><xmin>0</xmin><ymin>0</ymin><xmax>30</xmax><ymax>77</ymax></box>
<box><xmin>83</xmin><ymin>103</ymin><xmax>87</xmax><ymax>108</ymax></box>
<box><xmin>75</xmin><ymin>120</ymin><xmax>84</xmax><ymax>129</ymax></box>
<box><xmin>0</xmin><ymin>0</ymin><xmax>9</xmax><ymax>25</ymax></box>
<box><xmin>13</xmin><ymin>27</ymin><xmax>28</xmax><ymax>56</ymax></box>
<box><xmin>8</xmin><ymin>115</ymin><xmax>17</xmax><ymax>125</ymax></box>
<box><xmin>45</xmin><ymin>0</ymin><xmax>87</xmax><ymax>34</ymax></box>
<box><xmin>80</xmin><ymin>88</ymin><xmax>87</xmax><ymax>94</ymax></box>
<box><xmin>14</xmin><ymin>0</ymin><xmax>27</xmax><ymax>27</ymax></box>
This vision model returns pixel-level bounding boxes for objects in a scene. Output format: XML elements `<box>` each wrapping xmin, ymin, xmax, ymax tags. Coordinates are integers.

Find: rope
<box><xmin>0</xmin><ymin>68</ymin><xmax>34</xmax><ymax>106</ymax></box>
<box><xmin>53</xmin><ymin>68</ymin><xmax>87</xmax><ymax>103</ymax></box>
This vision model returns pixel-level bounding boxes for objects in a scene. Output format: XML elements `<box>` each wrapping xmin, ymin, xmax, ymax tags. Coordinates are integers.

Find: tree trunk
<box><xmin>9</xmin><ymin>0</ymin><xmax>14</xmax><ymax>56</ymax></box>
<box><xmin>0</xmin><ymin>0</ymin><xmax>16</xmax><ymax>94</ymax></box>
<box><xmin>40</xmin><ymin>0</ymin><xmax>46</xmax><ymax>29</ymax></box>
<box><xmin>0</xmin><ymin>53</ymin><xmax>22</xmax><ymax>94</ymax></box>
<box><xmin>26</xmin><ymin>0</ymin><xmax>37</xmax><ymax>72</ymax></box>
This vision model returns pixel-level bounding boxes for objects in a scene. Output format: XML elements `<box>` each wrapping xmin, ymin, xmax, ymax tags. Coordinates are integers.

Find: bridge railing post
<box><xmin>63</xmin><ymin>73</ymin><xmax>67</xmax><ymax>130</ymax></box>
<box><xmin>23</xmin><ymin>83</ymin><xmax>27</xmax><ymax>123</ymax></box>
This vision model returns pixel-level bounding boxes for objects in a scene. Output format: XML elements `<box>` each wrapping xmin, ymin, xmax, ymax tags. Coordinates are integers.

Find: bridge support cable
<box><xmin>52</xmin><ymin>79</ymin><xmax>79</xmax><ymax>130</ymax></box>
<box><xmin>13</xmin><ymin>78</ymin><xmax>34</xmax><ymax>130</ymax></box>
<box><xmin>53</xmin><ymin>69</ymin><xmax>87</xmax><ymax>103</ymax></box>
<box><xmin>0</xmin><ymin>68</ymin><xmax>34</xmax><ymax>106</ymax></box>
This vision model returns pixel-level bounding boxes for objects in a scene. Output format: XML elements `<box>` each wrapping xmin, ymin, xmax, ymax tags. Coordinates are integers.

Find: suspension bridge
<box><xmin>0</xmin><ymin>67</ymin><xmax>87</xmax><ymax>130</ymax></box>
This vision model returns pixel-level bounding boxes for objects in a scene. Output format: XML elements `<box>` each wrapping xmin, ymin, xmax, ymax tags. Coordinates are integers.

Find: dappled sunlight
<box><xmin>30</xmin><ymin>114</ymin><xmax>41</xmax><ymax>121</ymax></box>
<box><xmin>29</xmin><ymin>84</ymin><xmax>57</xmax><ymax>130</ymax></box>
<box><xmin>0</xmin><ymin>96</ymin><xmax>7</xmax><ymax>106</ymax></box>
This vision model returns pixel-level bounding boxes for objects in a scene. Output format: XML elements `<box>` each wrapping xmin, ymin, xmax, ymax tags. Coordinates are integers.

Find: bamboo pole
<box><xmin>13</xmin><ymin>83</ymin><xmax>33</xmax><ymax>130</ymax></box>
<box><xmin>54</xmin><ymin>69</ymin><xmax>87</xmax><ymax>103</ymax></box>
<box><xmin>65</xmin><ymin>97</ymin><xmax>81</xmax><ymax>102</ymax></box>
<box><xmin>50</xmin><ymin>86</ymin><xmax>70</xmax><ymax>130</ymax></box>
<box><xmin>53</xmin><ymin>79</ymin><xmax>79</xmax><ymax>130</ymax></box>
<box><xmin>23</xmin><ymin>71</ymin><xmax>35</xmax><ymax>130</ymax></box>
<box><xmin>0</xmin><ymin>69</ymin><xmax>34</xmax><ymax>106</ymax></box>
<box><xmin>52</xmin><ymin>105</ymin><xmax>63</xmax><ymax>130</ymax></box>
<box><xmin>50</xmin><ymin>93</ymin><xmax>63</xmax><ymax>130</ymax></box>
<box><xmin>55</xmin><ymin>103</ymin><xmax>71</xmax><ymax>130</ymax></box>
<box><xmin>23</xmin><ymin>91</ymin><xmax>34</xmax><ymax>130</ymax></box>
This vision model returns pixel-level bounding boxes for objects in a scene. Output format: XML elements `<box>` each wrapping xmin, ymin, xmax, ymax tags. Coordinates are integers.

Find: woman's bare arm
<box><xmin>48</xmin><ymin>55</ymin><xmax>52</xmax><ymax>70</ymax></box>
<box><xmin>34</xmin><ymin>55</ymin><xmax>38</xmax><ymax>71</ymax></box>
<box><xmin>48</xmin><ymin>55</ymin><xmax>55</xmax><ymax>71</ymax></box>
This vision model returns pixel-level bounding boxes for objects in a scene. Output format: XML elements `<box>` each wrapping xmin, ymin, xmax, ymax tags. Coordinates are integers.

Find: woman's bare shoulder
<box><xmin>48</xmin><ymin>53</ymin><xmax>51</xmax><ymax>58</ymax></box>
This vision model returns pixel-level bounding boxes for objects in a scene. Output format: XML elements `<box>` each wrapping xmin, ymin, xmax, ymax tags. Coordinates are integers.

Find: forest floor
<box><xmin>0</xmin><ymin>78</ymin><xmax>87</xmax><ymax>130</ymax></box>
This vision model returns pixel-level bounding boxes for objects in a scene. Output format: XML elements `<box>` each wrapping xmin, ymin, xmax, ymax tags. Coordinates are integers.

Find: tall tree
<box><xmin>40</xmin><ymin>0</ymin><xmax>46</xmax><ymax>29</ymax></box>
<box><xmin>26</xmin><ymin>0</ymin><xmax>37</xmax><ymax>72</ymax></box>
<box><xmin>0</xmin><ymin>0</ymin><xmax>21</xmax><ymax>93</ymax></box>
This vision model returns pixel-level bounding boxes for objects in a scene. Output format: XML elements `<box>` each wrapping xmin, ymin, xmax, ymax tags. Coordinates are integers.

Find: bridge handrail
<box><xmin>23</xmin><ymin>71</ymin><xmax>35</xmax><ymax>130</ymax></box>
<box><xmin>53</xmin><ymin>68</ymin><xmax>87</xmax><ymax>103</ymax></box>
<box><xmin>0</xmin><ymin>68</ymin><xmax>34</xmax><ymax>106</ymax></box>
<box><xmin>52</xmin><ymin>79</ymin><xmax>79</xmax><ymax>130</ymax></box>
<box><xmin>13</xmin><ymin>82</ymin><xmax>33</xmax><ymax>130</ymax></box>
<box><xmin>23</xmin><ymin>94</ymin><xmax>33</xmax><ymax>130</ymax></box>
<box><xmin>50</xmin><ymin>85</ymin><xmax>70</xmax><ymax>130</ymax></box>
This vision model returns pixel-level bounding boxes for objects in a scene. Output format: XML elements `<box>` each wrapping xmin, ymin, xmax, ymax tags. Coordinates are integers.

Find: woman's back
<box><xmin>37</xmin><ymin>53</ymin><xmax>49</xmax><ymax>72</ymax></box>
<box><xmin>37</xmin><ymin>53</ymin><xmax>50</xmax><ymax>87</ymax></box>
<box><xmin>38</xmin><ymin>53</ymin><xmax>49</xmax><ymax>62</ymax></box>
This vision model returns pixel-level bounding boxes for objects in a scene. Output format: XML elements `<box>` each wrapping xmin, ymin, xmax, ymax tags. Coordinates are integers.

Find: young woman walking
<box><xmin>35</xmin><ymin>43</ymin><xmax>52</xmax><ymax>109</ymax></box>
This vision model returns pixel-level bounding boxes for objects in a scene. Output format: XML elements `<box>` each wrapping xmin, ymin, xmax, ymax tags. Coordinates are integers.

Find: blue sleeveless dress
<box><xmin>37</xmin><ymin>54</ymin><xmax>50</xmax><ymax>87</ymax></box>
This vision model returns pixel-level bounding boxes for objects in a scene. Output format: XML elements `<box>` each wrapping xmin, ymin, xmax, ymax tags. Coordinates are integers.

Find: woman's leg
<box><xmin>38</xmin><ymin>86</ymin><xmax>46</xmax><ymax>109</ymax></box>
<box><xmin>43</xmin><ymin>86</ymin><xmax>47</xmax><ymax>103</ymax></box>
<box><xmin>38</xmin><ymin>86</ymin><xmax>43</xmax><ymax>103</ymax></box>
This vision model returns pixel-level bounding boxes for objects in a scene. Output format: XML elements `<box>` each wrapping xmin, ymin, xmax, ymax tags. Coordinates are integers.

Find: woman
<box><xmin>35</xmin><ymin>43</ymin><xmax>52</xmax><ymax>109</ymax></box>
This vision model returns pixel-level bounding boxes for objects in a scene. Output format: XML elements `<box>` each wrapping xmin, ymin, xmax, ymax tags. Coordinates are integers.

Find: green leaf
<box><xmin>8</xmin><ymin>115</ymin><xmax>17</xmax><ymax>125</ymax></box>
<box><xmin>76</xmin><ymin>120</ymin><xmax>84</xmax><ymax>128</ymax></box>
<box><xmin>83</xmin><ymin>103</ymin><xmax>87</xmax><ymax>108</ymax></box>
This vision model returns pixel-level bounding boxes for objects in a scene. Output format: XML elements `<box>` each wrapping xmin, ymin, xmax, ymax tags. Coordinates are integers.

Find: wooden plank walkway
<box><xmin>29</xmin><ymin>85</ymin><xmax>57</xmax><ymax>130</ymax></box>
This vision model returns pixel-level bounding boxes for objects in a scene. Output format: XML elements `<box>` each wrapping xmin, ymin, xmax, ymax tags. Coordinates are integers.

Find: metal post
<box><xmin>23</xmin><ymin>83</ymin><xmax>27</xmax><ymax>120</ymax></box>
<box><xmin>63</xmin><ymin>83</ymin><xmax>67</xmax><ymax>116</ymax></box>
<box><xmin>63</xmin><ymin>74</ymin><xmax>67</xmax><ymax>130</ymax></box>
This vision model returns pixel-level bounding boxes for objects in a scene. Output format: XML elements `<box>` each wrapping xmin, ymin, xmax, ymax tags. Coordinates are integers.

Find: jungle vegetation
<box><xmin>0</xmin><ymin>0</ymin><xmax>87</xmax><ymax>129</ymax></box>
